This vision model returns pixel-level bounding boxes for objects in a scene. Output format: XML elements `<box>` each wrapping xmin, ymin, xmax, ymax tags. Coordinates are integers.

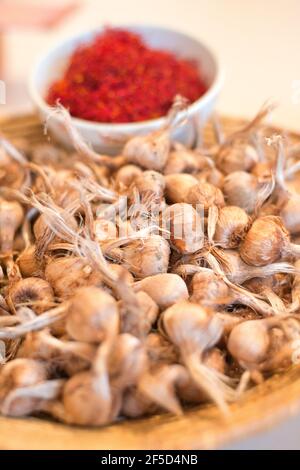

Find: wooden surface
<box><xmin>0</xmin><ymin>113</ymin><xmax>300</xmax><ymax>450</ymax></box>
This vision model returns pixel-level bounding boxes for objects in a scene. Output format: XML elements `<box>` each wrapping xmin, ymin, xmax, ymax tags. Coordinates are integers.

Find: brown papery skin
<box><xmin>17</xmin><ymin>245</ymin><xmax>41</xmax><ymax>278</ymax></box>
<box><xmin>119</xmin><ymin>291</ymin><xmax>159</xmax><ymax>338</ymax></box>
<box><xmin>243</xmin><ymin>274</ymin><xmax>289</xmax><ymax>299</ymax></box>
<box><xmin>123</xmin><ymin>235</ymin><xmax>170</xmax><ymax>278</ymax></box>
<box><xmin>185</xmin><ymin>182</ymin><xmax>225</xmax><ymax>213</ymax></box>
<box><xmin>162</xmin><ymin>301</ymin><xmax>216</xmax><ymax>352</ymax></box>
<box><xmin>217</xmin><ymin>143</ymin><xmax>258</xmax><ymax>175</ymax></box>
<box><xmin>292</xmin><ymin>259</ymin><xmax>300</xmax><ymax>305</ymax></box>
<box><xmin>61</xmin><ymin>371</ymin><xmax>112</xmax><ymax>426</ymax></box>
<box><xmin>8</xmin><ymin>277</ymin><xmax>55</xmax><ymax>315</ymax></box>
<box><xmin>124</xmin><ymin>129</ymin><xmax>170</xmax><ymax>171</ymax></box>
<box><xmin>164</xmin><ymin>174</ymin><xmax>198</xmax><ymax>204</ymax></box>
<box><xmin>0</xmin><ymin>200</ymin><xmax>24</xmax><ymax>254</ymax></box>
<box><xmin>163</xmin><ymin>147</ymin><xmax>200</xmax><ymax>175</ymax></box>
<box><xmin>45</xmin><ymin>257</ymin><xmax>103</xmax><ymax>299</ymax></box>
<box><xmin>33</xmin><ymin>212</ymin><xmax>77</xmax><ymax>243</ymax></box>
<box><xmin>190</xmin><ymin>271</ymin><xmax>229</xmax><ymax>307</ymax></box>
<box><xmin>214</xmin><ymin>206</ymin><xmax>250</xmax><ymax>248</ymax></box>
<box><xmin>94</xmin><ymin>219</ymin><xmax>118</xmax><ymax>243</ymax></box>
<box><xmin>252</xmin><ymin>161</ymin><xmax>273</xmax><ymax>179</ymax></box>
<box><xmin>145</xmin><ymin>332</ymin><xmax>179</xmax><ymax>366</ymax></box>
<box><xmin>163</xmin><ymin>203</ymin><xmax>204</xmax><ymax>254</ymax></box>
<box><xmin>281</xmin><ymin>197</ymin><xmax>300</xmax><ymax>235</ymax></box>
<box><xmin>108</xmin><ymin>333</ymin><xmax>147</xmax><ymax>389</ymax></box>
<box><xmin>133</xmin><ymin>170</ymin><xmax>165</xmax><ymax>201</ymax></box>
<box><xmin>223</xmin><ymin>171</ymin><xmax>258</xmax><ymax>214</ymax></box>
<box><xmin>66</xmin><ymin>286</ymin><xmax>119</xmax><ymax>343</ymax></box>
<box><xmin>134</xmin><ymin>273</ymin><xmax>189</xmax><ymax>309</ymax></box>
<box><xmin>115</xmin><ymin>164</ymin><xmax>143</xmax><ymax>188</ymax></box>
<box><xmin>196</xmin><ymin>168</ymin><xmax>225</xmax><ymax>189</ymax></box>
<box><xmin>0</xmin><ymin>358</ymin><xmax>47</xmax><ymax>404</ymax></box>
<box><xmin>227</xmin><ymin>318</ymin><xmax>281</xmax><ymax>368</ymax></box>
<box><xmin>211</xmin><ymin>248</ymin><xmax>296</xmax><ymax>286</ymax></box>
<box><xmin>240</xmin><ymin>216</ymin><xmax>290</xmax><ymax>266</ymax></box>
<box><xmin>108</xmin><ymin>264</ymin><xmax>134</xmax><ymax>285</ymax></box>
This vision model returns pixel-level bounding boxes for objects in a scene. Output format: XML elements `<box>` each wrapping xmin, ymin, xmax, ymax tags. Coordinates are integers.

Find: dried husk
<box><xmin>66</xmin><ymin>286</ymin><xmax>119</xmax><ymax>343</ymax></box>
<box><xmin>240</xmin><ymin>216</ymin><xmax>291</xmax><ymax>266</ymax></box>
<box><xmin>0</xmin><ymin>358</ymin><xmax>48</xmax><ymax>405</ymax></box>
<box><xmin>17</xmin><ymin>245</ymin><xmax>42</xmax><ymax>277</ymax></box>
<box><xmin>164</xmin><ymin>173</ymin><xmax>198</xmax><ymax>204</ymax></box>
<box><xmin>109</xmin><ymin>235</ymin><xmax>170</xmax><ymax>279</ymax></box>
<box><xmin>216</xmin><ymin>143</ymin><xmax>258</xmax><ymax>175</ymax></box>
<box><xmin>212</xmin><ymin>248</ymin><xmax>297</xmax><ymax>284</ymax></box>
<box><xmin>119</xmin><ymin>291</ymin><xmax>159</xmax><ymax>338</ymax></box>
<box><xmin>196</xmin><ymin>167</ymin><xmax>225</xmax><ymax>189</ymax></box>
<box><xmin>0</xmin><ymin>199</ymin><xmax>24</xmax><ymax>255</ymax></box>
<box><xmin>134</xmin><ymin>273</ymin><xmax>189</xmax><ymax>309</ymax></box>
<box><xmin>45</xmin><ymin>257</ymin><xmax>103</xmax><ymax>299</ymax></box>
<box><xmin>163</xmin><ymin>144</ymin><xmax>202</xmax><ymax>175</ymax></box>
<box><xmin>115</xmin><ymin>164</ymin><xmax>143</xmax><ymax>188</ymax></box>
<box><xmin>108</xmin><ymin>333</ymin><xmax>147</xmax><ymax>389</ymax></box>
<box><xmin>145</xmin><ymin>332</ymin><xmax>179</xmax><ymax>366</ymax></box>
<box><xmin>133</xmin><ymin>170</ymin><xmax>165</xmax><ymax>204</ymax></box>
<box><xmin>190</xmin><ymin>270</ymin><xmax>229</xmax><ymax>307</ymax></box>
<box><xmin>123</xmin><ymin>129</ymin><xmax>170</xmax><ymax>171</ymax></box>
<box><xmin>94</xmin><ymin>219</ymin><xmax>118</xmax><ymax>243</ymax></box>
<box><xmin>214</xmin><ymin>206</ymin><xmax>250</xmax><ymax>248</ymax></box>
<box><xmin>227</xmin><ymin>317</ymin><xmax>284</xmax><ymax>371</ymax></box>
<box><xmin>163</xmin><ymin>203</ymin><xmax>204</xmax><ymax>254</ymax></box>
<box><xmin>223</xmin><ymin>171</ymin><xmax>272</xmax><ymax>214</ymax></box>
<box><xmin>185</xmin><ymin>182</ymin><xmax>225</xmax><ymax>213</ymax></box>
<box><xmin>7</xmin><ymin>277</ymin><xmax>55</xmax><ymax>314</ymax></box>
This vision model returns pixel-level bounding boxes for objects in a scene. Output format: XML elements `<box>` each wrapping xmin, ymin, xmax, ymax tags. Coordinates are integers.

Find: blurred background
<box><xmin>0</xmin><ymin>0</ymin><xmax>300</xmax><ymax>450</ymax></box>
<box><xmin>0</xmin><ymin>0</ymin><xmax>300</xmax><ymax>130</ymax></box>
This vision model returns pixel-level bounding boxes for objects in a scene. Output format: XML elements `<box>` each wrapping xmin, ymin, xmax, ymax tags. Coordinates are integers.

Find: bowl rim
<box><xmin>28</xmin><ymin>24</ymin><xmax>224</xmax><ymax>131</ymax></box>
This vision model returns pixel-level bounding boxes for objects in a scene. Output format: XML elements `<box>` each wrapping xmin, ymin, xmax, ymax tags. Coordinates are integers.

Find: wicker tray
<box><xmin>0</xmin><ymin>113</ymin><xmax>299</xmax><ymax>450</ymax></box>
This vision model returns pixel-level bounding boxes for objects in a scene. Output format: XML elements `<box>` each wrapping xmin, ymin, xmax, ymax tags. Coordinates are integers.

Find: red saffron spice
<box><xmin>47</xmin><ymin>29</ymin><xmax>207</xmax><ymax>123</ymax></box>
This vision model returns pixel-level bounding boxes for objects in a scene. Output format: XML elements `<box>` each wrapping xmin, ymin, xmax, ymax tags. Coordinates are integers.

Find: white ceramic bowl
<box><xmin>29</xmin><ymin>25</ymin><xmax>223</xmax><ymax>155</ymax></box>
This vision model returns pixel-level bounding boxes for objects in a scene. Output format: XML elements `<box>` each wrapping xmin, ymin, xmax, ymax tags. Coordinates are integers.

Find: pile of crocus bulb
<box><xmin>1</xmin><ymin>99</ymin><xmax>300</xmax><ymax>426</ymax></box>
